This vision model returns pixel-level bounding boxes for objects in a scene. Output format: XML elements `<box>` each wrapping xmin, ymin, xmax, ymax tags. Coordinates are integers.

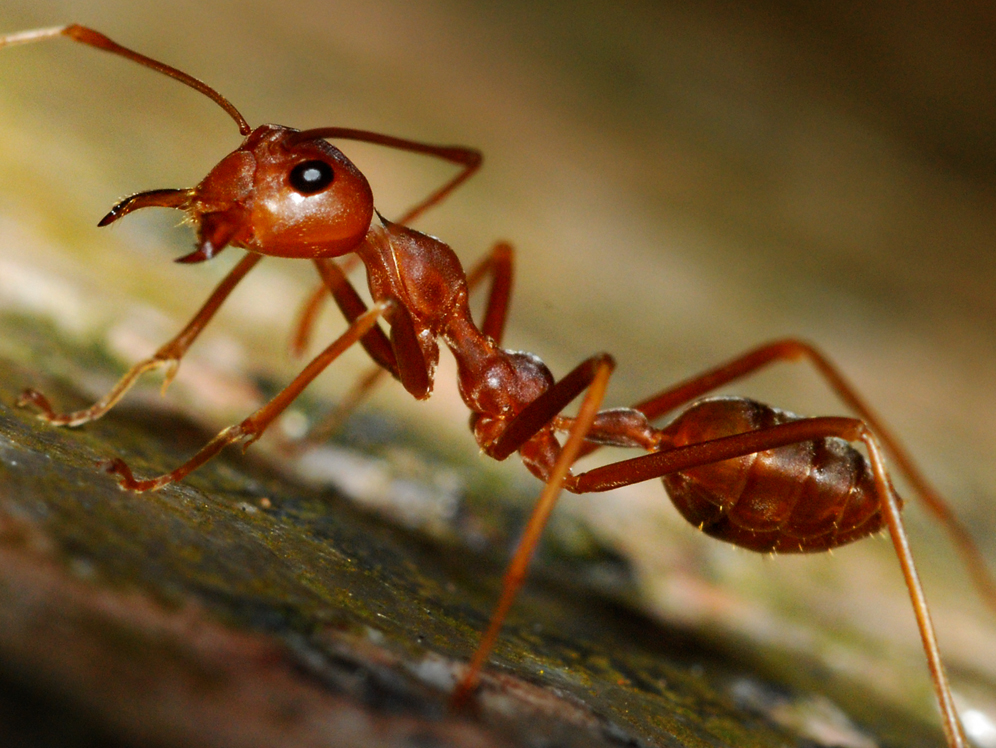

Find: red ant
<box><xmin>2</xmin><ymin>25</ymin><xmax>992</xmax><ymax>747</ymax></box>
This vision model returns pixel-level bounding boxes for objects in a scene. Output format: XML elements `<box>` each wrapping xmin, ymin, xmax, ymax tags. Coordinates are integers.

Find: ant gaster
<box><xmin>2</xmin><ymin>25</ymin><xmax>992</xmax><ymax>747</ymax></box>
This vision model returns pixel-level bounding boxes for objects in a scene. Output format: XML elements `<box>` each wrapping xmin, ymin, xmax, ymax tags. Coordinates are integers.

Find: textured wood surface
<box><xmin>1</xmin><ymin>3</ymin><xmax>993</xmax><ymax>746</ymax></box>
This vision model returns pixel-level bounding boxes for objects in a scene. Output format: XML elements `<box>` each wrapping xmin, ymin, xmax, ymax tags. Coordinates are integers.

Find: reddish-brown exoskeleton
<box><xmin>2</xmin><ymin>25</ymin><xmax>992</xmax><ymax>747</ymax></box>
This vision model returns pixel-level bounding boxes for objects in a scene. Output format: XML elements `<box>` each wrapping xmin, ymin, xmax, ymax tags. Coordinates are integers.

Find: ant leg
<box><xmin>298</xmin><ymin>366</ymin><xmax>388</xmax><ymax>446</ymax></box>
<box><xmin>465</xmin><ymin>242</ymin><xmax>514</xmax><ymax>345</ymax></box>
<box><xmin>582</xmin><ymin>338</ymin><xmax>996</xmax><ymax>614</ymax></box>
<box><xmin>290</xmin><ymin>256</ymin><xmax>362</xmax><ymax>358</ymax></box>
<box><xmin>571</xmin><ymin>419</ymin><xmax>967</xmax><ymax>747</ymax></box>
<box><xmin>300</xmin><ymin>243</ymin><xmax>515</xmax><ymax>441</ymax></box>
<box><xmin>452</xmin><ymin>354</ymin><xmax>615</xmax><ymax>708</ymax></box>
<box><xmin>866</xmin><ymin>436</ymin><xmax>969</xmax><ymax>748</ymax></box>
<box><xmin>102</xmin><ymin>301</ymin><xmax>391</xmax><ymax>492</ymax></box>
<box><xmin>18</xmin><ymin>254</ymin><xmax>262</xmax><ymax>426</ymax></box>
<box><xmin>312</xmin><ymin>258</ymin><xmax>398</xmax><ymax>375</ymax></box>
<box><xmin>290</xmin><ymin>280</ymin><xmax>334</xmax><ymax>358</ymax></box>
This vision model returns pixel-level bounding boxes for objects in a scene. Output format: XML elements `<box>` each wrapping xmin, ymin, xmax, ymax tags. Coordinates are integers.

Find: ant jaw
<box><xmin>174</xmin><ymin>243</ymin><xmax>226</xmax><ymax>264</ymax></box>
<box><xmin>98</xmin><ymin>188</ymin><xmax>191</xmax><ymax>226</ymax></box>
<box><xmin>176</xmin><ymin>210</ymin><xmax>244</xmax><ymax>264</ymax></box>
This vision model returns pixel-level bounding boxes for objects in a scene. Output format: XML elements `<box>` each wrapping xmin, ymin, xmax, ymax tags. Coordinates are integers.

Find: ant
<box><xmin>1</xmin><ymin>25</ymin><xmax>992</xmax><ymax>747</ymax></box>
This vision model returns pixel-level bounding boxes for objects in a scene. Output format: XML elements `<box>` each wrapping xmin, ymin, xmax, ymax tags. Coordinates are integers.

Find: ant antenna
<box><xmin>0</xmin><ymin>25</ymin><xmax>251</xmax><ymax>135</ymax></box>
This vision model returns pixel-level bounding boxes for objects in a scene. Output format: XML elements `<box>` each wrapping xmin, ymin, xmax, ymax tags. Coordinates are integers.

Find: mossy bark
<box><xmin>0</xmin><ymin>312</ymin><xmax>947</xmax><ymax>747</ymax></box>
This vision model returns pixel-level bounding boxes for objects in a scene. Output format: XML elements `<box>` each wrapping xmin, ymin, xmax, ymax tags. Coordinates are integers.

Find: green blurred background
<box><xmin>2</xmin><ymin>0</ymin><xmax>995</xmax><ymax>733</ymax></box>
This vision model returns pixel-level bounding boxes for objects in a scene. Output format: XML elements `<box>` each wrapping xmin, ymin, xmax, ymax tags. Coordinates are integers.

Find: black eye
<box><xmin>289</xmin><ymin>160</ymin><xmax>334</xmax><ymax>194</ymax></box>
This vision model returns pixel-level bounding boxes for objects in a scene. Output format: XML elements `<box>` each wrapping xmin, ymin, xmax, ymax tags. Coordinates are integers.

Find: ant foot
<box><xmin>16</xmin><ymin>388</ymin><xmax>59</xmax><ymax>421</ymax></box>
<box><xmin>238</xmin><ymin>428</ymin><xmax>262</xmax><ymax>453</ymax></box>
<box><xmin>99</xmin><ymin>458</ymin><xmax>163</xmax><ymax>493</ymax></box>
<box><xmin>448</xmin><ymin>676</ymin><xmax>481</xmax><ymax>716</ymax></box>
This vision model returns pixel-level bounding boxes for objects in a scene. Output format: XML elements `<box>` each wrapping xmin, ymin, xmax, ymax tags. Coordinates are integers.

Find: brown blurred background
<box><xmin>1</xmin><ymin>0</ymin><xmax>995</xmax><ymax>731</ymax></box>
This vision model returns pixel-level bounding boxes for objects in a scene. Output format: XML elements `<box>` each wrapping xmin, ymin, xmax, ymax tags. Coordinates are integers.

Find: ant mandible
<box><xmin>2</xmin><ymin>25</ymin><xmax>992</xmax><ymax>747</ymax></box>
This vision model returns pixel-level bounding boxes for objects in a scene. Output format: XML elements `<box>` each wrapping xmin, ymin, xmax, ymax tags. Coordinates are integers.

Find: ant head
<box><xmin>20</xmin><ymin>27</ymin><xmax>385</xmax><ymax>264</ymax></box>
<box><xmin>187</xmin><ymin>124</ymin><xmax>374</xmax><ymax>261</ymax></box>
<box><xmin>99</xmin><ymin>125</ymin><xmax>375</xmax><ymax>264</ymax></box>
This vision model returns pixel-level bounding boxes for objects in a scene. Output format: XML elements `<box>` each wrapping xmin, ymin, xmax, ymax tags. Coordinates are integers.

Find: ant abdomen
<box><xmin>659</xmin><ymin>397</ymin><xmax>892</xmax><ymax>553</ymax></box>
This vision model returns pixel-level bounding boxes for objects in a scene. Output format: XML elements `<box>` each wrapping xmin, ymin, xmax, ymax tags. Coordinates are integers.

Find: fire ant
<box><xmin>2</xmin><ymin>25</ymin><xmax>992</xmax><ymax>747</ymax></box>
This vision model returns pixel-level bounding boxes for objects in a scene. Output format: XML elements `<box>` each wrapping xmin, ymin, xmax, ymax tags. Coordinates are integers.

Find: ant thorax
<box><xmin>359</xmin><ymin>215</ymin><xmax>556</xmax><ymax>449</ymax></box>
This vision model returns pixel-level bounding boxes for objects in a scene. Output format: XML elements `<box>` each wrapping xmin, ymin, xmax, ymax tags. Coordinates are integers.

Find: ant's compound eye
<box><xmin>289</xmin><ymin>160</ymin><xmax>335</xmax><ymax>194</ymax></box>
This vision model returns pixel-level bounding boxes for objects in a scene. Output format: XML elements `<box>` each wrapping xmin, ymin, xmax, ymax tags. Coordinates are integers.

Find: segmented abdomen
<box><xmin>659</xmin><ymin>397</ymin><xmax>889</xmax><ymax>553</ymax></box>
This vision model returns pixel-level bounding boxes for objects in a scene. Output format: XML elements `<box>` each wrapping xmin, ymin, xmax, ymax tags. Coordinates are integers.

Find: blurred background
<box><xmin>1</xmin><ymin>0</ymin><xmax>995</xmax><ymax>735</ymax></box>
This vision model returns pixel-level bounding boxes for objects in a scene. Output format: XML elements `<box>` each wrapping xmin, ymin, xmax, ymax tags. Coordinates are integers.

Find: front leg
<box><xmin>18</xmin><ymin>253</ymin><xmax>262</xmax><ymax>426</ymax></box>
<box><xmin>104</xmin><ymin>301</ymin><xmax>390</xmax><ymax>492</ymax></box>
